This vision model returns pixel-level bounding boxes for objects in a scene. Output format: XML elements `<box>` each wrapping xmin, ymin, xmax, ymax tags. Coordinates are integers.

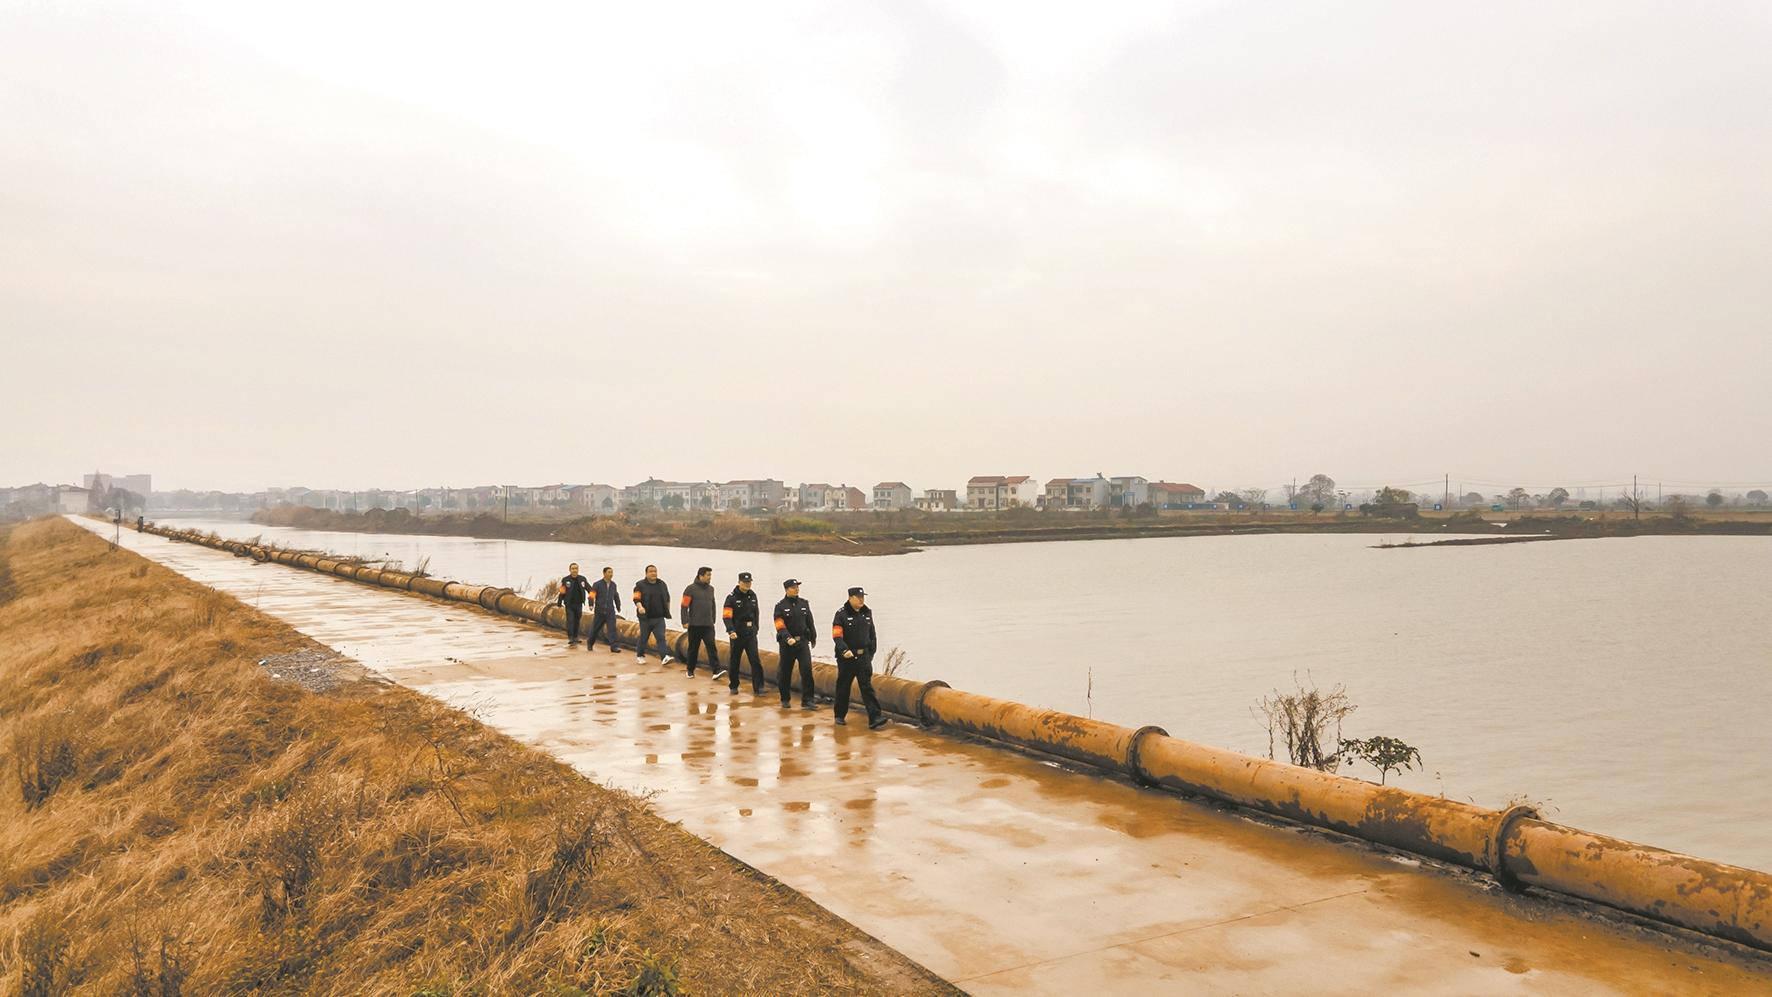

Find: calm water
<box><xmin>167</xmin><ymin>517</ymin><xmax>1772</xmax><ymax>871</ymax></box>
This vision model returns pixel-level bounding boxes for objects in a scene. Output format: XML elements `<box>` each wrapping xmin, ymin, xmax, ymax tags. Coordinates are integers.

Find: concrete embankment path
<box><xmin>76</xmin><ymin>519</ymin><xmax>1772</xmax><ymax>994</ymax></box>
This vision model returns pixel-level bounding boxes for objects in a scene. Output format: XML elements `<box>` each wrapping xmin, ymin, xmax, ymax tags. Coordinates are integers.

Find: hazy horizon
<box><xmin>5</xmin><ymin>2</ymin><xmax>1769</xmax><ymax>494</ymax></box>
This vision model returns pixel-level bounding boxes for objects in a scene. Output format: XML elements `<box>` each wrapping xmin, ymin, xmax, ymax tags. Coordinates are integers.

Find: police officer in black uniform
<box><xmin>831</xmin><ymin>586</ymin><xmax>886</xmax><ymax>729</ymax></box>
<box><xmin>722</xmin><ymin>571</ymin><xmax>764</xmax><ymax>693</ymax></box>
<box><xmin>773</xmin><ymin>579</ymin><xmax>817</xmax><ymax>710</ymax></box>
<box><xmin>556</xmin><ymin>562</ymin><xmax>594</xmax><ymax>646</ymax></box>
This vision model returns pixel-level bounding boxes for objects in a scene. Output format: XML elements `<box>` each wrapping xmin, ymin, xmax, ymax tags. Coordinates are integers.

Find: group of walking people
<box><xmin>556</xmin><ymin>563</ymin><xmax>886</xmax><ymax>729</ymax></box>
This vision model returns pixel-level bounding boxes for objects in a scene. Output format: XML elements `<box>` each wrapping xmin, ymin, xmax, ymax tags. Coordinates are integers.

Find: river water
<box><xmin>166</xmin><ymin>517</ymin><xmax>1771</xmax><ymax>872</ymax></box>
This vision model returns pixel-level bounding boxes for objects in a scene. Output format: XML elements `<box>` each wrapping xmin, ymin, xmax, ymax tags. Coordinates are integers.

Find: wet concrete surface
<box><xmin>77</xmin><ymin>519</ymin><xmax>1772</xmax><ymax>994</ymax></box>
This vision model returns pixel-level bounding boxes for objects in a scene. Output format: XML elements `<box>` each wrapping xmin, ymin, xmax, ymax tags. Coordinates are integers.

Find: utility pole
<box><xmin>1444</xmin><ymin>473</ymin><xmax>1450</xmax><ymax>511</ymax></box>
<box><xmin>1633</xmin><ymin>474</ymin><xmax>1640</xmax><ymax>521</ymax></box>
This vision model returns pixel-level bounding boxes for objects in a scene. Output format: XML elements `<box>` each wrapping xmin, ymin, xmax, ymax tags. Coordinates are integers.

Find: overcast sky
<box><xmin>3</xmin><ymin>1</ymin><xmax>1769</xmax><ymax>495</ymax></box>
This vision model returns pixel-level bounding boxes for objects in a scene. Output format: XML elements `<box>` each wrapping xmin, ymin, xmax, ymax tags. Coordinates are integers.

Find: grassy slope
<box><xmin>0</xmin><ymin>519</ymin><xmax>951</xmax><ymax>996</ymax></box>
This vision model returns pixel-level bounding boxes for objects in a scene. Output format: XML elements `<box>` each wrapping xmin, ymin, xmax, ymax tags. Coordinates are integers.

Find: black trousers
<box><xmin>777</xmin><ymin>640</ymin><xmax>814</xmax><ymax>705</ymax></box>
<box><xmin>564</xmin><ymin>603</ymin><xmax>584</xmax><ymax>641</ymax></box>
<box><xmin>586</xmin><ymin>610</ymin><xmax>621</xmax><ymax>650</ymax></box>
<box><xmin>834</xmin><ymin>653</ymin><xmax>881</xmax><ymax>722</ymax></box>
<box><xmin>684</xmin><ymin>625</ymin><xmax>718</xmax><ymax>675</ymax></box>
<box><xmin>726</xmin><ymin>632</ymin><xmax>763</xmax><ymax>691</ymax></box>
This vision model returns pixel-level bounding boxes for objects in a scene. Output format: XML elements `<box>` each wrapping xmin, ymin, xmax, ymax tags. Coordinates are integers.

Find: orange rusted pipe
<box><xmin>1505</xmin><ymin>818</ymin><xmax>1772</xmax><ymax>951</ymax></box>
<box><xmin>1135</xmin><ymin>734</ymin><xmax>1497</xmax><ymax>869</ymax></box>
<box><xmin>921</xmin><ymin>686</ymin><xmax>1163</xmax><ymax>775</ymax></box>
<box><xmin>409</xmin><ymin>576</ymin><xmax>451</xmax><ymax>598</ymax></box>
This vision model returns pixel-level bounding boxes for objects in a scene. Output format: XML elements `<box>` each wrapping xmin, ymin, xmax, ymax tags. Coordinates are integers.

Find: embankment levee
<box><xmin>137</xmin><ymin>520</ymin><xmax>1772</xmax><ymax>955</ymax></box>
<box><xmin>4</xmin><ymin>517</ymin><xmax>954</xmax><ymax>994</ymax></box>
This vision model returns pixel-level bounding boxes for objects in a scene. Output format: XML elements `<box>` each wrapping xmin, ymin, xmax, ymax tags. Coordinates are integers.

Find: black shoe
<box><xmin>834</xmin><ymin>716</ymin><xmax>847</xmax><ymax>726</ymax></box>
<box><xmin>801</xmin><ymin>702</ymin><xmax>816</xmax><ymax>711</ymax></box>
<box><xmin>728</xmin><ymin>684</ymin><xmax>739</xmax><ymax>693</ymax></box>
<box><xmin>780</xmin><ymin>701</ymin><xmax>792</xmax><ymax>710</ymax></box>
<box><xmin>868</xmin><ymin>716</ymin><xmax>889</xmax><ymax>730</ymax></box>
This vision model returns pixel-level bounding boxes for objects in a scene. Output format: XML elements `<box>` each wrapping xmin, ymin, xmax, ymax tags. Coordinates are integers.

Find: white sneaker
<box><xmin>635</xmin><ymin>655</ymin><xmax>645</xmax><ymax>664</ymax></box>
<box><xmin>712</xmin><ymin>668</ymin><xmax>727</xmax><ymax>680</ymax></box>
<box><xmin>660</xmin><ymin>655</ymin><xmax>674</xmax><ymax>666</ymax></box>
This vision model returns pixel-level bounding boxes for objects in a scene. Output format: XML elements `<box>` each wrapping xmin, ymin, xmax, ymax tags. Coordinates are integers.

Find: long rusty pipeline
<box><xmin>134</xmin><ymin>521</ymin><xmax>1772</xmax><ymax>953</ymax></box>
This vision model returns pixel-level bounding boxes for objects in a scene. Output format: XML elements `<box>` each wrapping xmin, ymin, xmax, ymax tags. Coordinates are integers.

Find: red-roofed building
<box><xmin>1150</xmin><ymin>482</ymin><xmax>1207</xmax><ymax>508</ymax></box>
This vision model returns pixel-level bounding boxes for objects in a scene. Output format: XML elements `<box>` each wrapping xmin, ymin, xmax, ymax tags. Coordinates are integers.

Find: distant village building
<box><xmin>829</xmin><ymin>485</ymin><xmax>868</xmax><ymax>511</ymax></box>
<box><xmin>718</xmin><ymin>479</ymin><xmax>785</xmax><ymax>511</ymax></box>
<box><xmin>796</xmin><ymin>482</ymin><xmax>834</xmax><ymax>511</ymax></box>
<box><xmin>1109</xmin><ymin>476</ymin><xmax>1150</xmax><ymax>508</ymax></box>
<box><xmin>966</xmin><ymin>474</ymin><xmax>1039</xmax><ymax>510</ymax></box>
<box><xmin>1149</xmin><ymin>482</ymin><xmax>1207</xmax><ymax>508</ymax></box>
<box><xmin>1042</xmin><ymin>477</ymin><xmax>1070</xmax><ymax>508</ymax></box>
<box><xmin>872</xmin><ymin>482</ymin><xmax>913</xmax><ymax>510</ymax></box>
<box><xmin>1044</xmin><ymin>475</ymin><xmax>1112</xmax><ymax>510</ymax></box>
<box><xmin>570</xmin><ymin>484</ymin><xmax>619</xmax><ymax>512</ymax></box>
<box><xmin>56</xmin><ymin>486</ymin><xmax>92</xmax><ymax>513</ymax></box>
<box><xmin>622</xmin><ymin>478</ymin><xmax>673</xmax><ymax>508</ymax></box>
<box><xmin>85</xmin><ymin>472</ymin><xmax>153</xmax><ymax>497</ymax></box>
<box><xmin>915</xmin><ymin>488</ymin><xmax>959</xmax><ymax>512</ymax></box>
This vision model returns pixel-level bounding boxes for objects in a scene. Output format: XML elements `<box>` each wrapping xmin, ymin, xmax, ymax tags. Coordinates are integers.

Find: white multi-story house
<box><xmin>1003</xmin><ymin>474</ymin><xmax>1040</xmax><ymax>507</ymax></box>
<box><xmin>1110</xmin><ymin>476</ymin><xmax>1150</xmax><ymax>508</ymax></box>
<box><xmin>1042</xmin><ymin>477</ymin><xmax>1071</xmax><ymax>508</ymax></box>
<box><xmin>967</xmin><ymin>476</ymin><xmax>1005</xmax><ymax>509</ymax></box>
<box><xmin>797</xmin><ymin>482</ymin><xmax>834</xmax><ymax>511</ymax></box>
<box><xmin>571</xmin><ymin>484</ymin><xmax>619</xmax><ymax>512</ymax></box>
<box><xmin>622</xmin><ymin>478</ymin><xmax>671</xmax><ymax>507</ymax></box>
<box><xmin>56</xmin><ymin>486</ymin><xmax>91</xmax><ymax>513</ymax></box>
<box><xmin>1044</xmin><ymin>475</ymin><xmax>1112</xmax><ymax>509</ymax></box>
<box><xmin>967</xmin><ymin>474</ymin><xmax>1039</xmax><ymax>510</ymax></box>
<box><xmin>718</xmin><ymin>479</ymin><xmax>785</xmax><ymax>510</ymax></box>
<box><xmin>1069</xmin><ymin>475</ymin><xmax>1111</xmax><ymax>509</ymax></box>
<box><xmin>872</xmin><ymin>482</ymin><xmax>914</xmax><ymax>509</ymax></box>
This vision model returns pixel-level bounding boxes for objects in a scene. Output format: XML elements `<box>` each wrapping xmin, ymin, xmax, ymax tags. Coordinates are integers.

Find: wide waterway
<box><xmin>165</xmin><ymin>517</ymin><xmax>1772</xmax><ymax>871</ymax></box>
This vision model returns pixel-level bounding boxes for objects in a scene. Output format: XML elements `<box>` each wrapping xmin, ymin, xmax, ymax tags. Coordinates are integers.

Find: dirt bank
<box><xmin>0</xmin><ymin>518</ymin><xmax>953</xmax><ymax>996</ymax></box>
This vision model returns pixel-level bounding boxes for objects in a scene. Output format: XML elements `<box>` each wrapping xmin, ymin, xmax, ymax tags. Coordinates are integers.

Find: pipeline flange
<box><xmin>1125</xmin><ymin>725</ymin><xmax>1169</xmax><ymax>785</ymax></box>
<box><xmin>912</xmin><ymin>680</ymin><xmax>950</xmax><ymax>727</ymax></box>
<box><xmin>1487</xmin><ymin>803</ymin><xmax>1539</xmax><ymax>892</ymax></box>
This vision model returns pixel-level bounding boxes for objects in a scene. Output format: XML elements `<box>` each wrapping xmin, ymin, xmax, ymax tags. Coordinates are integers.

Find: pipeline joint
<box><xmin>1126</xmin><ymin>725</ymin><xmax>1168</xmax><ymax>786</ymax></box>
<box><xmin>1487</xmin><ymin>803</ymin><xmax>1538</xmax><ymax>892</ymax></box>
<box><xmin>912</xmin><ymin>680</ymin><xmax>950</xmax><ymax>727</ymax></box>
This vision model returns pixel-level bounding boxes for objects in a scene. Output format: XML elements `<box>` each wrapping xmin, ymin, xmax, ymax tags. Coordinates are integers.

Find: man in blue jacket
<box><xmin>586</xmin><ymin>566</ymin><xmax>623</xmax><ymax>653</ymax></box>
<box><xmin>831</xmin><ymin>587</ymin><xmax>887</xmax><ymax>729</ymax></box>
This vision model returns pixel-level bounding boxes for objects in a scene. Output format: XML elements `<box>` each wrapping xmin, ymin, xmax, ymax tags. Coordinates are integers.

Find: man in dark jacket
<box><xmin>721</xmin><ymin>572</ymin><xmax>763</xmax><ymax>693</ymax></box>
<box><xmin>773</xmin><ymin>579</ymin><xmax>817</xmax><ymax>710</ymax></box>
<box><xmin>557</xmin><ymin>562</ymin><xmax>593</xmax><ymax>646</ymax></box>
<box><xmin>831</xmin><ymin>587</ymin><xmax>886</xmax><ymax>728</ymax></box>
<box><xmin>586</xmin><ymin>566</ymin><xmax>623</xmax><ymax>653</ymax></box>
<box><xmin>632</xmin><ymin>565</ymin><xmax>673</xmax><ymax>665</ymax></box>
<box><xmin>680</xmin><ymin>566</ymin><xmax>718</xmax><ymax>678</ymax></box>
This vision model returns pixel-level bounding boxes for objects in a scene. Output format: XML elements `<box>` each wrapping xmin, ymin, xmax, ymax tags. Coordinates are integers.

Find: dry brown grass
<box><xmin>0</xmin><ymin>519</ymin><xmax>951</xmax><ymax>996</ymax></box>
